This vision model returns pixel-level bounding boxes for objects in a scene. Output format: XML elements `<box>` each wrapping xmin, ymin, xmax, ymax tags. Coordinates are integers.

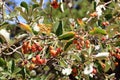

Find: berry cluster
<box><xmin>49</xmin><ymin>46</ymin><xmax>62</xmax><ymax>57</ymax></box>
<box><xmin>73</xmin><ymin>35</ymin><xmax>90</xmax><ymax>50</ymax></box>
<box><xmin>21</xmin><ymin>41</ymin><xmax>43</xmax><ymax>54</ymax></box>
<box><xmin>31</xmin><ymin>55</ymin><xmax>47</xmax><ymax>65</ymax></box>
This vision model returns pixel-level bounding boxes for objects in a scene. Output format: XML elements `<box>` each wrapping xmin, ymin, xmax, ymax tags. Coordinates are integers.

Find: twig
<box><xmin>104</xmin><ymin>0</ymin><xmax>112</xmax><ymax>6</ymax></box>
<box><xmin>2</xmin><ymin>45</ymin><xmax>24</xmax><ymax>59</ymax></box>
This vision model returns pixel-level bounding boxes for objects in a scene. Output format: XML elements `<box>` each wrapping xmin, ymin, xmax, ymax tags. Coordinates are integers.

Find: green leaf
<box><xmin>13</xmin><ymin>67</ymin><xmax>21</xmax><ymax>74</ymax></box>
<box><xmin>0</xmin><ymin>22</ymin><xmax>9</xmax><ymax>30</ymax></box>
<box><xmin>104</xmin><ymin>61</ymin><xmax>111</xmax><ymax>72</ymax></box>
<box><xmin>89</xmin><ymin>27</ymin><xmax>107</xmax><ymax>35</ymax></box>
<box><xmin>20</xmin><ymin>1</ymin><xmax>28</xmax><ymax>12</ymax></box>
<box><xmin>55</xmin><ymin>21</ymin><xmax>63</xmax><ymax>36</ymax></box>
<box><xmin>94</xmin><ymin>2</ymin><xmax>96</xmax><ymax>10</ymax></box>
<box><xmin>95</xmin><ymin>60</ymin><xmax>103</xmax><ymax>73</ymax></box>
<box><xmin>11</xmin><ymin>60</ymin><xmax>15</xmax><ymax>73</ymax></box>
<box><xmin>59</xmin><ymin>58</ymin><xmax>67</xmax><ymax>67</ymax></box>
<box><xmin>64</xmin><ymin>38</ymin><xmax>74</xmax><ymax>51</ymax></box>
<box><xmin>32</xmin><ymin>4</ymin><xmax>39</xmax><ymax>10</ymax></box>
<box><xmin>72</xmin><ymin>54</ymin><xmax>81</xmax><ymax>61</ymax></box>
<box><xmin>58</xmin><ymin>31</ymin><xmax>75</xmax><ymax>40</ymax></box>
<box><xmin>105</xmin><ymin>14</ymin><xmax>112</xmax><ymax>20</ymax></box>
<box><xmin>20</xmin><ymin>68</ymin><xmax>26</xmax><ymax>79</ymax></box>
<box><xmin>0</xmin><ymin>58</ymin><xmax>6</xmax><ymax>67</ymax></box>
<box><xmin>97</xmin><ymin>20</ymin><xmax>102</xmax><ymax>26</ymax></box>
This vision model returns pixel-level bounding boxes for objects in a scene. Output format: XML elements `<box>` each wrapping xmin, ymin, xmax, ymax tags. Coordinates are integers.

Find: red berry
<box><xmin>115</xmin><ymin>48</ymin><xmax>120</xmax><ymax>53</ymax></box>
<box><xmin>73</xmin><ymin>40</ymin><xmax>78</xmax><ymax>44</ymax></box>
<box><xmin>101</xmin><ymin>36</ymin><xmax>106</xmax><ymax>41</ymax></box>
<box><xmin>92</xmin><ymin>68</ymin><xmax>97</xmax><ymax>74</ymax></box>
<box><xmin>37</xmin><ymin>59</ymin><xmax>47</xmax><ymax>65</ymax></box>
<box><xmin>36</xmin><ymin>54</ymin><xmax>40</xmax><ymax>61</ymax></box>
<box><xmin>56</xmin><ymin>48</ymin><xmax>62</xmax><ymax>54</ymax></box>
<box><xmin>51</xmin><ymin>0</ymin><xmax>59</xmax><ymax>9</ymax></box>
<box><xmin>72</xmin><ymin>68</ymin><xmax>78</xmax><ymax>76</ymax></box>
<box><xmin>31</xmin><ymin>44</ymin><xmax>37</xmax><ymax>52</ymax></box>
<box><xmin>38</xmin><ymin>46</ymin><xmax>43</xmax><ymax>51</ymax></box>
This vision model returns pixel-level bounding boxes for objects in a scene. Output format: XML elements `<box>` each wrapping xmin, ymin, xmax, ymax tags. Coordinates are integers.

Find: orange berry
<box><xmin>102</xmin><ymin>21</ymin><xmax>109</xmax><ymax>26</ymax></box>
<box><xmin>76</xmin><ymin>45</ymin><xmax>82</xmax><ymax>50</ymax></box>
<box><xmin>90</xmin><ymin>12</ymin><xmax>98</xmax><ymax>17</ymax></box>
<box><xmin>31</xmin><ymin>57</ymin><xmax>36</xmax><ymax>63</ymax></box>
<box><xmin>22</xmin><ymin>41</ymin><xmax>31</xmax><ymax>54</ymax></box>
<box><xmin>73</xmin><ymin>40</ymin><xmax>78</xmax><ymax>44</ymax></box>
<box><xmin>50</xmin><ymin>50</ymin><xmax>57</xmax><ymax>57</ymax></box>
<box><xmin>80</xmin><ymin>41</ymin><xmax>84</xmax><ymax>46</ymax></box>
<box><xmin>49</xmin><ymin>46</ymin><xmax>54</xmax><ymax>50</ymax></box>
<box><xmin>29</xmin><ymin>64</ymin><xmax>36</xmax><ymax>70</ymax></box>
<box><xmin>115</xmin><ymin>62</ymin><xmax>119</xmax><ymax>66</ymax></box>
<box><xmin>79</xmin><ymin>36</ymin><xmax>84</xmax><ymax>40</ymax></box>
<box><xmin>86</xmin><ymin>44</ymin><xmax>90</xmax><ymax>48</ymax></box>
<box><xmin>101</xmin><ymin>63</ymin><xmax>106</xmax><ymax>69</ymax></box>
<box><xmin>75</xmin><ymin>34</ymin><xmax>79</xmax><ymax>38</ymax></box>
<box><xmin>85</xmin><ymin>40</ymin><xmax>90</xmax><ymax>44</ymax></box>
<box><xmin>115</xmin><ymin>48</ymin><xmax>120</xmax><ymax>53</ymax></box>
<box><xmin>21</xmin><ymin>62</ymin><xmax>25</xmax><ymax>66</ymax></box>
<box><xmin>115</xmin><ymin>53</ymin><xmax>120</xmax><ymax>59</ymax></box>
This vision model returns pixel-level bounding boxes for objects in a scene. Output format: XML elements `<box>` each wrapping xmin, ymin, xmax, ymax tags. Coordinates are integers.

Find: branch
<box><xmin>2</xmin><ymin>45</ymin><xmax>24</xmax><ymax>59</ymax></box>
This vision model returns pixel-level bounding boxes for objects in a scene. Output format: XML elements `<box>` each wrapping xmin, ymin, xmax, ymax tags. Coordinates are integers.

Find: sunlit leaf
<box><xmin>58</xmin><ymin>31</ymin><xmax>75</xmax><ymax>40</ymax></box>
<box><xmin>89</xmin><ymin>27</ymin><xmax>107</xmax><ymax>35</ymax></box>
<box><xmin>104</xmin><ymin>61</ymin><xmax>111</xmax><ymax>72</ymax></box>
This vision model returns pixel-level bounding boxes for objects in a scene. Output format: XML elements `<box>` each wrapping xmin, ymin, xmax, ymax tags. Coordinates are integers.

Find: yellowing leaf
<box><xmin>37</xmin><ymin>24</ymin><xmax>52</xmax><ymax>34</ymax></box>
<box><xmin>18</xmin><ymin>22</ymin><xmax>33</xmax><ymax>34</ymax></box>
<box><xmin>77</xmin><ymin>18</ymin><xmax>85</xmax><ymax>27</ymax></box>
